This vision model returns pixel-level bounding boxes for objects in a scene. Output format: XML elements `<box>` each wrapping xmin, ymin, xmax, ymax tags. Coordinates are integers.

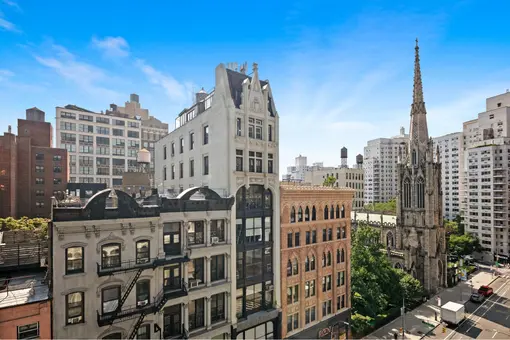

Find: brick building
<box><xmin>280</xmin><ymin>182</ymin><xmax>354</xmax><ymax>339</ymax></box>
<box><xmin>0</xmin><ymin>107</ymin><xmax>68</xmax><ymax>218</ymax></box>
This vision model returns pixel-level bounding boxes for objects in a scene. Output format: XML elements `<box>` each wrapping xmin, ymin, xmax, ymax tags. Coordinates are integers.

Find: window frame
<box><xmin>66</xmin><ymin>291</ymin><xmax>84</xmax><ymax>325</ymax></box>
<box><xmin>65</xmin><ymin>246</ymin><xmax>84</xmax><ymax>275</ymax></box>
<box><xmin>17</xmin><ymin>322</ymin><xmax>39</xmax><ymax>339</ymax></box>
<box><xmin>136</xmin><ymin>240</ymin><xmax>150</xmax><ymax>264</ymax></box>
<box><xmin>101</xmin><ymin>243</ymin><xmax>121</xmax><ymax>269</ymax></box>
<box><xmin>102</xmin><ymin>286</ymin><xmax>121</xmax><ymax>314</ymax></box>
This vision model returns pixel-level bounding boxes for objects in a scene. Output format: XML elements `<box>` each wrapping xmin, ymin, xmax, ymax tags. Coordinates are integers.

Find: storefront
<box><xmin>288</xmin><ymin>309</ymin><xmax>350</xmax><ymax>340</ymax></box>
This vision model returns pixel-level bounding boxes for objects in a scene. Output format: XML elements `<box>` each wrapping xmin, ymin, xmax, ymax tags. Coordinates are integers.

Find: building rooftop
<box><xmin>0</xmin><ymin>271</ymin><xmax>49</xmax><ymax>309</ymax></box>
<box><xmin>280</xmin><ymin>181</ymin><xmax>356</xmax><ymax>192</ymax></box>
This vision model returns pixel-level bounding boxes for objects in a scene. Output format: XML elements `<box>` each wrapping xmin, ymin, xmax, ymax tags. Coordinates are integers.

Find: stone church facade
<box><xmin>383</xmin><ymin>40</ymin><xmax>447</xmax><ymax>295</ymax></box>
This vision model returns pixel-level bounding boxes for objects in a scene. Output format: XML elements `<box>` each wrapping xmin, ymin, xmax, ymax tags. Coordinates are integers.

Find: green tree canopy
<box><xmin>323</xmin><ymin>175</ymin><xmax>337</xmax><ymax>187</ymax></box>
<box><xmin>449</xmin><ymin>233</ymin><xmax>482</xmax><ymax>256</ymax></box>
<box><xmin>0</xmin><ymin>217</ymin><xmax>49</xmax><ymax>238</ymax></box>
<box><xmin>364</xmin><ymin>199</ymin><xmax>397</xmax><ymax>214</ymax></box>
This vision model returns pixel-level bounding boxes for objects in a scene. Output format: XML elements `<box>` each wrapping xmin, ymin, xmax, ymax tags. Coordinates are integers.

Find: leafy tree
<box><xmin>364</xmin><ymin>199</ymin><xmax>397</xmax><ymax>214</ymax></box>
<box><xmin>0</xmin><ymin>217</ymin><xmax>48</xmax><ymax>239</ymax></box>
<box><xmin>449</xmin><ymin>233</ymin><xmax>482</xmax><ymax>256</ymax></box>
<box><xmin>444</xmin><ymin>220</ymin><xmax>459</xmax><ymax>234</ymax></box>
<box><xmin>323</xmin><ymin>175</ymin><xmax>337</xmax><ymax>187</ymax></box>
<box><xmin>454</xmin><ymin>215</ymin><xmax>465</xmax><ymax>234</ymax></box>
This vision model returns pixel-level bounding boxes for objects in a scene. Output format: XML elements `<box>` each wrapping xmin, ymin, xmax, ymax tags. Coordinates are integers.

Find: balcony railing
<box><xmin>97</xmin><ymin>255</ymin><xmax>190</xmax><ymax>276</ymax></box>
<box><xmin>97</xmin><ymin>303</ymin><xmax>153</xmax><ymax>327</ymax></box>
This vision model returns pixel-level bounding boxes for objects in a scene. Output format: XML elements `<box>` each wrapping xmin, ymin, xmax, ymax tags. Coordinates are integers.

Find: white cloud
<box><xmin>3</xmin><ymin>0</ymin><xmax>21</xmax><ymax>12</ymax></box>
<box><xmin>0</xmin><ymin>16</ymin><xmax>20</xmax><ymax>32</ymax></box>
<box><xmin>35</xmin><ymin>44</ymin><xmax>121</xmax><ymax>99</ymax></box>
<box><xmin>0</xmin><ymin>68</ymin><xmax>14</xmax><ymax>81</ymax></box>
<box><xmin>92</xmin><ymin>36</ymin><xmax>130</xmax><ymax>58</ymax></box>
<box><xmin>135</xmin><ymin>59</ymin><xmax>190</xmax><ymax>103</ymax></box>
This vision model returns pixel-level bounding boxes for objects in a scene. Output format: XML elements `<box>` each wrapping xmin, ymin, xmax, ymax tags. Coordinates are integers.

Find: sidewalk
<box><xmin>363</xmin><ymin>270</ymin><xmax>497</xmax><ymax>340</ymax></box>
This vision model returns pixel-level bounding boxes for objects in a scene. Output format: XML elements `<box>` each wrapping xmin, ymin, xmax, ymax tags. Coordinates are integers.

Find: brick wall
<box><xmin>0</xmin><ymin>300</ymin><xmax>51</xmax><ymax>339</ymax></box>
<box><xmin>0</xmin><ymin>133</ymin><xmax>17</xmax><ymax>218</ymax></box>
<box><xmin>280</xmin><ymin>184</ymin><xmax>354</xmax><ymax>338</ymax></box>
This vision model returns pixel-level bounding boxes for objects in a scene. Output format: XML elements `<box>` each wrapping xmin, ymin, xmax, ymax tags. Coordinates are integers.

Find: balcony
<box><xmin>97</xmin><ymin>302</ymin><xmax>153</xmax><ymax>327</ymax></box>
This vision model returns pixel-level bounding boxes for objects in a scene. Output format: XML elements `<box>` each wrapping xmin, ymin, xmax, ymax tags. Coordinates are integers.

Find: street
<box><xmin>428</xmin><ymin>276</ymin><xmax>510</xmax><ymax>340</ymax></box>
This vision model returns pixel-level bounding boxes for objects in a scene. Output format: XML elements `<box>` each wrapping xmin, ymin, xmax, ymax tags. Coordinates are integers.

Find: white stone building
<box><xmin>285</xmin><ymin>155</ymin><xmax>308</xmax><ymax>182</ymax></box>
<box><xmin>51</xmin><ymin>187</ymin><xmax>235</xmax><ymax>339</ymax></box>
<box><xmin>432</xmin><ymin>132</ymin><xmax>462</xmax><ymax>220</ymax></box>
<box><xmin>363</xmin><ymin>127</ymin><xmax>409</xmax><ymax>204</ymax></box>
<box><xmin>154</xmin><ymin>63</ymin><xmax>281</xmax><ymax>338</ymax></box>
<box><xmin>56</xmin><ymin>105</ymin><xmax>142</xmax><ymax>187</ymax></box>
<box><xmin>461</xmin><ymin>91</ymin><xmax>510</xmax><ymax>261</ymax></box>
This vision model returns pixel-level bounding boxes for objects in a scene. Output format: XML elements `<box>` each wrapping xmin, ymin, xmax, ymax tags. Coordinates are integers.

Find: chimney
<box><xmin>195</xmin><ymin>88</ymin><xmax>208</xmax><ymax>104</ymax></box>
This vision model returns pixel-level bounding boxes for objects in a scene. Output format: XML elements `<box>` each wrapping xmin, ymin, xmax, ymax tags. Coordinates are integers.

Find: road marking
<box><xmin>444</xmin><ymin>279</ymin><xmax>508</xmax><ymax>340</ymax></box>
<box><xmin>492</xmin><ymin>332</ymin><xmax>498</xmax><ymax>338</ymax></box>
<box><xmin>466</xmin><ymin>283</ymin><xmax>510</xmax><ymax>333</ymax></box>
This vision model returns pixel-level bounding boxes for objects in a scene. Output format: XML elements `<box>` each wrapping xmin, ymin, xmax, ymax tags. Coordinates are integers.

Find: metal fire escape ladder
<box><xmin>118</xmin><ymin>268</ymin><xmax>143</xmax><ymax>311</ymax></box>
<box><xmin>128</xmin><ymin>310</ymin><xmax>148</xmax><ymax>339</ymax></box>
<box><xmin>153</xmin><ymin>287</ymin><xmax>169</xmax><ymax>313</ymax></box>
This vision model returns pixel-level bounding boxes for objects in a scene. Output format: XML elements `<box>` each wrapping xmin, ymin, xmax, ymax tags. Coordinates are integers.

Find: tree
<box><xmin>323</xmin><ymin>175</ymin><xmax>336</xmax><ymax>187</ymax></box>
<box><xmin>444</xmin><ymin>220</ymin><xmax>459</xmax><ymax>234</ymax></box>
<box><xmin>0</xmin><ymin>217</ymin><xmax>48</xmax><ymax>239</ymax></box>
<box><xmin>364</xmin><ymin>199</ymin><xmax>397</xmax><ymax>214</ymax></box>
<box><xmin>449</xmin><ymin>233</ymin><xmax>482</xmax><ymax>256</ymax></box>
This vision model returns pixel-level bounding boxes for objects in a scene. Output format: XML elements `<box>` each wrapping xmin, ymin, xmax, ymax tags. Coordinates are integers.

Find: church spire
<box><xmin>408</xmin><ymin>38</ymin><xmax>429</xmax><ymax>165</ymax></box>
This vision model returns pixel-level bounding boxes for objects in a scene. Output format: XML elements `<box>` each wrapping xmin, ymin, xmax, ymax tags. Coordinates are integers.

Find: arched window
<box><xmin>101</xmin><ymin>243</ymin><xmax>121</xmax><ymax>269</ymax></box>
<box><xmin>290</xmin><ymin>207</ymin><xmax>296</xmax><ymax>223</ymax></box>
<box><xmin>341</xmin><ymin>227</ymin><xmax>346</xmax><ymax>239</ymax></box>
<box><xmin>336</xmin><ymin>205</ymin><xmax>340</xmax><ymax>218</ymax></box>
<box><xmin>337</xmin><ymin>249</ymin><xmax>341</xmax><ymax>263</ymax></box>
<box><xmin>416</xmin><ymin>177</ymin><xmax>425</xmax><ymax>209</ymax></box>
<box><xmin>403</xmin><ymin>178</ymin><xmax>411</xmax><ymax>208</ymax></box>
<box><xmin>324</xmin><ymin>206</ymin><xmax>329</xmax><ymax>220</ymax></box>
<box><xmin>298</xmin><ymin>207</ymin><xmax>303</xmax><ymax>222</ymax></box>
<box><xmin>387</xmin><ymin>231</ymin><xmax>394</xmax><ymax>248</ymax></box>
<box><xmin>305</xmin><ymin>206</ymin><xmax>310</xmax><ymax>221</ymax></box>
<box><xmin>412</xmin><ymin>149</ymin><xmax>417</xmax><ymax>165</ymax></box>
<box><xmin>312</xmin><ymin>206</ymin><xmax>317</xmax><ymax>220</ymax></box>
<box><xmin>322</xmin><ymin>253</ymin><xmax>326</xmax><ymax>267</ymax></box>
<box><xmin>327</xmin><ymin>251</ymin><xmax>332</xmax><ymax>266</ymax></box>
<box><xmin>330</xmin><ymin>205</ymin><xmax>334</xmax><ymax>219</ymax></box>
<box><xmin>341</xmin><ymin>205</ymin><xmax>345</xmax><ymax>218</ymax></box>
<box><xmin>135</xmin><ymin>240</ymin><xmax>150</xmax><ymax>264</ymax></box>
<box><xmin>305</xmin><ymin>256</ymin><xmax>310</xmax><ymax>271</ymax></box>
<box><xmin>287</xmin><ymin>260</ymin><xmax>292</xmax><ymax>276</ymax></box>
<box><xmin>310</xmin><ymin>255</ymin><xmax>316</xmax><ymax>270</ymax></box>
<box><xmin>292</xmin><ymin>258</ymin><xmax>299</xmax><ymax>275</ymax></box>
<box><xmin>341</xmin><ymin>248</ymin><xmax>345</xmax><ymax>263</ymax></box>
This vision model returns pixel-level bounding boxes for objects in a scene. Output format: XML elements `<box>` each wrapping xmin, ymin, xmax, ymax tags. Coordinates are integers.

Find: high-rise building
<box><xmin>461</xmin><ymin>91</ymin><xmax>510</xmax><ymax>261</ymax></box>
<box><xmin>56</xmin><ymin>104</ymin><xmax>142</xmax><ymax>187</ymax></box>
<box><xmin>303</xmin><ymin>166</ymin><xmax>364</xmax><ymax>210</ymax></box>
<box><xmin>285</xmin><ymin>155</ymin><xmax>308</xmax><ymax>182</ymax></box>
<box><xmin>280</xmin><ymin>182</ymin><xmax>353</xmax><ymax>339</ymax></box>
<box><xmin>384</xmin><ymin>41</ymin><xmax>447</xmax><ymax>294</ymax></box>
<box><xmin>50</xmin><ymin>187</ymin><xmax>235</xmax><ymax>339</ymax></box>
<box><xmin>0</xmin><ymin>108</ymin><xmax>67</xmax><ymax>218</ymax></box>
<box><xmin>107</xmin><ymin>94</ymin><xmax>169</xmax><ymax>185</ymax></box>
<box><xmin>432</xmin><ymin>132</ymin><xmax>462</xmax><ymax>220</ymax></box>
<box><xmin>154</xmin><ymin>63</ymin><xmax>281</xmax><ymax>338</ymax></box>
<box><xmin>363</xmin><ymin>127</ymin><xmax>408</xmax><ymax>204</ymax></box>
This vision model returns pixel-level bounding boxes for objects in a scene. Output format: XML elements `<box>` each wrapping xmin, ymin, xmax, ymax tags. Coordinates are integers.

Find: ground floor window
<box><xmin>137</xmin><ymin>324</ymin><xmax>150</xmax><ymax>339</ymax></box>
<box><xmin>17</xmin><ymin>322</ymin><xmax>39</xmax><ymax>339</ymax></box>
<box><xmin>103</xmin><ymin>333</ymin><xmax>122</xmax><ymax>339</ymax></box>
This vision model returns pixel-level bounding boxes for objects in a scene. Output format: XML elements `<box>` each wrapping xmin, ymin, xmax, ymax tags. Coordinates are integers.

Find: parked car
<box><xmin>470</xmin><ymin>293</ymin><xmax>484</xmax><ymax>303</ymax></box>
<box><xmin>478</xmin><ymin>285</ymin><xmax>494</xmax><ymax>297</ymax></box>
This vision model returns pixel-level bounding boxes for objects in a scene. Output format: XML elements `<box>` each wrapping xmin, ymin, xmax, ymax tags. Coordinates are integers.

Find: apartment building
<box><xmin>0</xmin><ymin>107</ymin><xmax>67</xmax><ymax>218</ymax></box>
<box><xmin>154</xmin><ymin>63</ymin><xmax>281</xmax><ymax>339</ymax></box>
<box><xmin>286</xmin><ymin>155</ymin><xmax>308</xmax><ymax>182</ymax></box>
<box><xmin>56</xmin><ymin>104</ymin><xmax>142</xmax><ymax>187</ymax></box>
<box><xmin>303</xmin><ymin>167</ymin><xmax>364</xmax><ymax>210</ymax></box>
<box><xmin>432</xmin><ymin>132</ymin><xmax>462</xmax><ymax>220</ymax></box>
<box><xmin>462</xmin><ymin>91</ymin><xmax>510</xmax><ymax>260</ymax></box>
<box><xmin>363</xmin><ymin>127</ymin><xmax>408</xmax><ymax>204</ymax></box>
<box><xmin>50</xmin><ymin>186</ymin><xmax>235</xmax><ymax>339</ymax></box>
<box><xmin>280</xmin><ymin>183</ymin><xmax>353</xmax><ymax>339</ymax></box>
<box><xmin>106</xmin><ymin>94</ymin><xmax>169</xmax><ymax>185</ymax></box>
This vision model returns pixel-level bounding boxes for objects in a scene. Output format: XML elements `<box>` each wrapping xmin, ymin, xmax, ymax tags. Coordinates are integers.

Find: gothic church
<box><xmin>387</xmin><ymin>40</ymin><xmax>447</xmax><ymax>294</ymax></box>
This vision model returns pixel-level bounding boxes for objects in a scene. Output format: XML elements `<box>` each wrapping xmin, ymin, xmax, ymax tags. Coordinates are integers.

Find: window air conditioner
<box><xmin>137</xmin><ymin>300</ymin><xmax>148</xmax><ymax>307</ymax></box>
<box><xmin>189</xmin><ymin>280</ymin><xmax>200</xmax><ymax>288</ymax></box>
<box><xmin>211</xmin><ymin>237</ymin><xmax>219</xmax><ymax>244</ymax></box>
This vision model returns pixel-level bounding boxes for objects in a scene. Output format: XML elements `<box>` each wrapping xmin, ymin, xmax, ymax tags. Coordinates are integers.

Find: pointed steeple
<box><xmin>408</xmin><ymin>38</ymin><xmax>429</xmax><ymax>166</ymax></box>
<box><xmin>250</xmin><ymin>62</ymin><xmax>261</xmax><ymax>91</ymax></box>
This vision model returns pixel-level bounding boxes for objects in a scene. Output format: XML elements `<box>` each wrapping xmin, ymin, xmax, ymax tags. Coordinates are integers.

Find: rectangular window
<box><xmin>127</xmin><ymin>130</ymin><xmax>139</xmax><ymax>138</ymax></box>
<box><xmin>35</xmin><ymin>190</ymin><xmax>44</xmax><ymax>197</ymax></box>
<box><xmin>189</xmin><ymin>298</ymin><xmax>205</xmax><ymax>330</ymax></box>
<box><xmin>236</xmin><ymin>150</ymin><xmax>243</xmax><ymax>171</ymax></box>
<box><xmin>287</xmin><ymin>232</ymin><xmax>293</xmax><ymax>248</ymax></box>
<box><xmin>305</xmin><ymin>280</ymin><xmax>316</xmax><ymax>297</ymax></box>
<box><xmin>17</xmin><ymin>322</ymin><xmax>39</xmax><ymax>339</ymax></box>
<box><xmin>112</xmin><ymin>119</ymin><xmax>125</xmax><ymax>126</ymax></box>
<box><xmin>203</xmin><ymin>156</ymin><xmax>209</xmax><ymax>175</ymax></box>
<box><xmin>179</xmin><ymin>162</ymin><xmax>183</xmax><ymax>179</ymax></box>
<box><xmin>171</xmin><ymin>165</ymin><xmax>175</xmax><ymax>180</ymax></box>
<box><xmin>189</xmin><ymin>159</ymin><xmax>194</xmax><ymax>177</ymax></box>
<box><xmin>190</xmin><ymin>133</ymin><xmax>194</xmax><ymax>150</ymax></box>
<box><xmin>211</xmin><ymin>293</ymin><xmax>225</xmax><ymax>323</ymax></box>
<box><xmin>203</xmin><ymin>125</ymin><xmax>209</xmax><ymax>144</ymax></box>
<box><xmin>188</xmin><ymin>221</ymin><xmax>204</xmax><ymax>245</ymax></box>
<box><xmin>163</xmin><ymin>146</ymin><xmax>167</xmax><ymax>160</ymax></box>
<box><xmin>35</xmin><ymin>153</ymin><xmax>44</xmax><ymax>161</ymax></box>
<box><xmin>249</xmin><ymin>152</ymin><xmax>255</xmax><ymax>172</ymax></box>
<box><xmin>287</xmin><ymin>313</ymin><xmax>299</xmax><ymax>332</ymax></box>
<box><xmin>268</xmin><ymin>124</ymin><xmax>273</xmax><ymax>141</ymax></box>
<box><xmin>248</xmin><ymin>118</ymin><xmax>254</xmax><ymax>138</ymax></box>
<box><xmin>236</xmin><ymin>118</ymin><xmax>242</xmax><ymax>136</ymax></box>
<box><xmin>211</xmin><ymin>220</ymin><xmax>225</xmax><ymax>242</ymax></box>
<box><xmin>35</xmin><ymin>165</ymin><xmax>44</xmax><ymax>173</ymax></box>
<box><xmin>322</xmin><ymin>275</ymin><xmax>332</xmax><ymax>292</ymax></box>
<box><xmin>268</xmin><ymin>153</ymin><xmax>273</xmax><ymax>173</ymax></box>
<box><xmin>305</xmin><ymin>306</ymin><xmax>316</xmax><ymax>324</ymax></box>
<box><xmin>101</xmin><ymin>244</ymin><xmax>121</xmax><ymax>268</ymax></box>
<box><xmin>322</xmin><ymin>300</ymin><xmax>332</xmax><ymax>317</ymax></box>
<box><xmin>78</xmin><ymin>124</ymin><xmax>93</xmax><ymax>133</ymax></box>
<box><xmin>136</xmin><ymin>280</ymin><xmax>150</xmax><ymax>307</ymax></box>
<box><xmin>35</xmin><ymin>178</ymin><xmax>44</xmax><ymax>185</ymax></box>
<box><xmin>312</xmin><ymin>230</ymin><xmax>317</xmax><ymax>243</ymax></box>
<box><xmin>171</xmin><ymin>142</ymin><xmax>175</xmax><ymax>156</ymax></box>
<box><xmin>137</xmin><ymin>325</ymin><xmax>150</xmax><ymax>340</ymax></box>
<box><xmin>286</xmin><ymin>285</ymin><xmax>299</xmax><ymax>304</ymax></box>
<box><xmin>256</xmin><ymin>152</ymin><xmax>262</xmax><ymax>173</ymax></box>
<box><xmin>66</xmin><ymin>292</ymin><xmax>84</xmax><ymax>325</ymax></box>
<box><xmin>337</xmin><ymin>294</ymin><xmax>346</xmax><ymax>310</ymax></box>
<box><xmin>96</xmin><ymin>126</ymin><xmax>110</xmax><ymax>134</ymax></box>
<box><xmin>163</xmin><ymin>167</ymin><xmax>167</xmax><ymax>180</ymax></box>
<box><xmin>322</xmin><ymin>229</ymin><xmax>327</xmax><ymax>242</ymax></box>
<box><xmin>66</xmin><ymin>247</ymin><xmax>84</xmax><ymax>275</ymax></box>
<box><xmin>306</xmin><ymin>231</ymin><xmax>310</xmax><ymax>245</ymax></box>
<box><xmin>102</xmin><ymin>286</ymin><xmax>120</xmax><ymax>314</ymax></box>
<box><xmin>136</xmin><ymin>240</ymin><xmax>150</xmax><ymax>264</ymax></box>
<box><xmin>211</xmin><ymin>255</ymin><xmax>225</xmax><ymax>282</ymax></box>
<box><xmin>180</xmin><ymin>138</ymin><xmax>184</xmax><ymax>153</ymax></box>
<box><xmin>54</xmin><ymin>178</ymin><xmax>62</xmax><ymax>185</ymax></box>
<box><xmin>189</xmin><ymin>258</ymin><xmax>205</xmax><ymax>285</ymax></box>
<box><xmin>294</xmin><ymin>232</ymin><xmax>300</xmax><ymax>247</ymax></box>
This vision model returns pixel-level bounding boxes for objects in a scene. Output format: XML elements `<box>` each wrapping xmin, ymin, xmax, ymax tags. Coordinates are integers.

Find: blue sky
<box><xmin>2</xmin><ymin>0</ymin><xmax>510</xmax><ymax>170</ymax></box>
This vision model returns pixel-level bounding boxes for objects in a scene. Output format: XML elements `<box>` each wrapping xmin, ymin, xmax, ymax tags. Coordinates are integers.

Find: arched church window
<box><xmin>335</xmin><ymin>205</ymin><xmax>340</xmax><ymax>218</ymax></box>
<box><xmin>341</xmin><ymin>205</ymin><xmax>345</xmax><ymax>218</ymax></box>
<box><xmin>312</xmin><ymin>206</ymin><xmax>316</xmax><ymax>220</ymax></box>
<box><xmin>330</xmin><ymin>205</ymin><xmax>334</xmax><ymax>219</ymax></box>
<box><xmin>305</xmin><ymin>206</ymin><xmax>310</xmax><ymax>221</ymax></box>
<box><xmin>297</xmin><ymin>207</ymin><xmax>303</xmax><ymax>222</ymax></box>
<box><xmin>412</xmin><ymin>149</ymin><xmax>417</xmax><ymax>165</ymax></box>
<box><xmin>290</xmin><ymin>207</ymin><xmax>296</xmax><ymax>223</ymax></box>
<box><xmin>324</xmin><ymin>206</ymin><xmax>329</xmax><ymax>220</ymax></box>
<box><xmin>416</xmin><ymin>177</ymin><xmax>425</xmax><ymax>208</ymax></box>
<box><xmin>403</xmin><ymin>178</ymin><xmax>411</xmax><ymax>208</ymax></box>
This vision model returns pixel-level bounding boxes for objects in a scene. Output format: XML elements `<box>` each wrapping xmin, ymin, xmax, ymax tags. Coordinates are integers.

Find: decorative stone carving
<box><xmin>129</xmin><ymin>223</ymin><xmax>135</xmax><ymax>235</ymax></box>
<box><xmin>120</xmin><ymin>223</ymin><xmax>127</xmax><ymax>236</ymax></box>
<box><xmin>55</xmin><ymin>227</ymin><xmax>65</xmax><ymax>241</ymax></box>
<box><xmin>236</xmin><ymin>177</ymin><xmax>244</xmax><ymax>187</ymax></box>
<box><xmin>150</xmin><ymin>221</ymin><xmax>156</xmax><ymax>233</ymax></box>
<box><xmin>93</xmin><ymin>225</ymin><xmax>100</xmax><ymax>238</ymax></box>
<box><xmin>96</xmin><ymin>233</ymin><xmax>126</xmax><ymax>254</ymax></box>
<box><xmin>83</xmin><ymin>225</ymin><xmax>91</xmax><ymax>239</ymax></box>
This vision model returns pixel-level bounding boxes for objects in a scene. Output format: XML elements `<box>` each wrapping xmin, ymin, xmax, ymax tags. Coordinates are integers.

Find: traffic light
<box><xmin>442</xmin><ymin>327</ymin><xmax>446</xmax><ymax>334</ymax></box>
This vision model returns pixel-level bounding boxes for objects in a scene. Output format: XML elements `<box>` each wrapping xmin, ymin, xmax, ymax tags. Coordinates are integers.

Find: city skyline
<box><xmin>2</xmin><ymin>1</ymin><xmax>510</xmax><ymax>168</ymax></box>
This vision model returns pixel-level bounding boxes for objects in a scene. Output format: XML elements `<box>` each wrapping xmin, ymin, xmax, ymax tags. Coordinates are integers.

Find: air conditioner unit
<box><xmin>211</xmin><ymin>237</ymin><xmax>219</xmax><ymax>244</ymax></box>
<box><xmin>137</xmin><ymin>300</ymin><xmax>148</xmax><ymax>307</ymax></box>
<box><xmin>71</xmin><ymin>317</ymin><xmax>82</xmax><ymax>324</ymax></box>
<box><xmin>189</xmin><ymin>280</ymin><xmax>199</xmax><ymax>288</ymax></box>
